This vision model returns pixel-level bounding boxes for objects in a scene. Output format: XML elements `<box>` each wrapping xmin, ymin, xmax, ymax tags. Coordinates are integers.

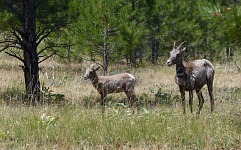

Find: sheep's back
<box><xmin>184</xmin><ymin>59</ymin><xmax>214</xmax><ymax>89</ymax></box>
<box><xmin>98</xmin><ymin>73</ymin><xmax>136</xmax><ymax>93</ymax></box>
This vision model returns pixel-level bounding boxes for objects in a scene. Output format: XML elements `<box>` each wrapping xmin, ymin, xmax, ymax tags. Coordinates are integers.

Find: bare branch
<box><xmin>0</xmin><ymin>46</ymin><xmax>10</xmax><ymax>52</ymax></box>
<box><xmin>37</xmin><ymin>45</ymin><xmax>53</xmax><ymax>55</ymax></box>
<box><xmin>0</xmin><ymin>40</ymin><xmax>15</xmax><ymax>44</ymax></box>
<box><xmin>37</xmin><ymin>44</ymin><xmax>70</xmax><ymax>55</ymax></box>
<box><xmin>12</xmin><ymin>30</ymin><xmax>23</xmax><ymax>47</ymax></box>
<box><xmin>5</xmin><ymin>51</ymin><xmax>24</xmax><ymax>62</ymax></box>
<box><xmin>0</xmin><ymin>30</ymin><xmax>23</xmax><ymax>52</ymax></box>
<box><xmin>38</xmin><ymin>52</ymin><xmax>56</xmax><ymax>64</ymax></box>
<box><xmin>36</xmin><ymin>30</ymin><xmax>53</xmax><ymax>46</ymax></box>
<box><xmin>234</xmin><ymin>61</ymin><xmax>241</xmax><ymax>72</ymax></box>
<box><xmin>0</xmin><ymin>44</ymin><xmax>22</xmax><ymax>52</ymax></box>
<box><xmin>55</xmin><ymin>53</ymin><xmax>68</xmax><ymax>58</ymax></box>
<box><xmin>37</xmin><ymin>27</ymin><xmax>47</xmax><ymax>41</ymax></box>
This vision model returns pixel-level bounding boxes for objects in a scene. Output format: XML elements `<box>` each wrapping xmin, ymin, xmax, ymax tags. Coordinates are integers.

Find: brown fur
<box><xmin>84</xmin><ymin>64</ymin><xmax>138</xmax><ymax>111</ymax></box>
<box><xmin>167</xmin><ymin>42</ymin><xmax>215</xmax><ymax>114</ymax></box>
<box><xmin>184</xmin><ymin>62</ymin><xmax>196</xmax><ymax>75</ymax></box>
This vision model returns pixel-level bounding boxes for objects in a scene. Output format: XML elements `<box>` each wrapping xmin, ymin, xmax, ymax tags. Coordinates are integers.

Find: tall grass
<box><xmin>0</xmin><ymin>105</ymin><xmax>240</xmax><ymax>149</ymax></box>
<box><xmin>0</xmin><ymin>54</ymin><xmax>240</xmax><ymax>149</ymax></box>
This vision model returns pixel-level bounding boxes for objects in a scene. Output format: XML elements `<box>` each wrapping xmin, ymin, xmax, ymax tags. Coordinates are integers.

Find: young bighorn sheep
<box><xmin>166</xmin><ymin>42</ymin><xmax>215</xmax><ymax>114</ymax></box>
<box><xmin>84</xmin><ymin>64</ymin><xmax>138</xmax><ymax>109</ymax></box>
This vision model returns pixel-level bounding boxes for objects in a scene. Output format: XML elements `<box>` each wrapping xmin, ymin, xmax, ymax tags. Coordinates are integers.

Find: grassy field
<box><xmin>0</xmin><ymin>54</ymin><xmax>240</xmax><ymax>149</ymax></box>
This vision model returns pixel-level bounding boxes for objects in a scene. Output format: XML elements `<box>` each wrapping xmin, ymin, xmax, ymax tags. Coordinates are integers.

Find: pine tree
<box><xmin>0</xmin><ymin>0</ymin><xmax>72</xmax><ymax>104</ymax></box>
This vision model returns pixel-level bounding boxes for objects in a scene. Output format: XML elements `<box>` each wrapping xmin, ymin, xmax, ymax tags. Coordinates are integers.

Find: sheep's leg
<box><xmin>196</xmin><ymin>89</ymin><xmax>204</xmax><ymax>114</ymax></box>
<box><xmin>125</xmin><ymin>91</ymin><xmax>139</xmax><ymax>114</ymax></box>
<box><xmin>189</xmin><ymin>89</ymin><xmax>193</xmax><ymax>113</ymax></box>
<box><xmin>125</xmin><ymin>91</ymin><xmax>135</xmax><ymax>107</ymax></box>
<box><xmin>125</xmin><ymin>92</ymin><xmax>130</xmax><ymax>106</ymax></box>
<box><xmin>207</xmin><ymin>81</ymin><xmax>214</xmax><ymax>113</ymax></box>
<box><xmin>131</xmin><ymin>94</ymin><xmax>139</xmax><ymax>108</ymax></box>
<box><xmin>101</xmin><ymin>93</ymin><xmax>107</xmax><ymax>113</ymax></box>
<box><xmin>101</xmin><ymin>94</ymin><xmax>106</xmax><ymax>106</ymax></box>
<box><xmin>179</xmin><ymin>87</ymin><xmax>186</xmax><ymax>114</ymax></box>
<box><xmin>187</xmin><ymin>76</ymin><xmax>194</xmax><ymax>113</ymax></box>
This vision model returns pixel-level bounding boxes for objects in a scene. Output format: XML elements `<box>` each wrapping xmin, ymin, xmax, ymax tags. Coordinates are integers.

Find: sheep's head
<box><xmin>166</xmin><ymin>41</ymin><xmax>186</xmax><ymax>66</ymax></box>
<box><xmin>84</xmin><ymin>64</ymin><xmax>100</xmax><ymax>80</ymax></box>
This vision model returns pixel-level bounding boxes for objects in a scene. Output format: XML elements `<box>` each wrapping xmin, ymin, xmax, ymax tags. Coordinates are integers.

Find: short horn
<box><xmin>178</xmin><ymin>41</ymin><xmax>187</xmax><ymax>49</ymax></box>
<box><xmin>173</xmin><ymin>41</ymin><xmax>176</xmax><ymax>48</ymax></box>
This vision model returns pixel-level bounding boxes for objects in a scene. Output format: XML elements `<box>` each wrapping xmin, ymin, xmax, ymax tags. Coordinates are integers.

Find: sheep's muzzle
<box><xmin>84</xmin><ymin>75</ymin><xmax>88</xmax><ymax>80</ymax></box>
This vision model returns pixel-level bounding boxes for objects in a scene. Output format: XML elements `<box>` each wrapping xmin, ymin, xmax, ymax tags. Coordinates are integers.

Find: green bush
<box><xmin>155</xmin><ymin>87</ymin><xmax>180</xmax><ymax>106</ymax></box>
<box><xmin>41</xmin><ymin>86</ymin><xmax>65</xmax><ymax>105</ymax></box>
<box><xmin>0</xmin><ymin>85</ymin><xmax>26</xmax><ymax>105</ymax></box>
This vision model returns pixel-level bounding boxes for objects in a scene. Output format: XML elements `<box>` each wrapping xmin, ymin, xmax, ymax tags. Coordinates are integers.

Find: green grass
<box><xmin>0</xmin><ymin>104</ymin><xmax>240</xmax><ymax>149</ymax></box>
<box><xmin>0</xmin><ymin>56</ymin><xmax>240</xmax><ymax>149</ymax></box>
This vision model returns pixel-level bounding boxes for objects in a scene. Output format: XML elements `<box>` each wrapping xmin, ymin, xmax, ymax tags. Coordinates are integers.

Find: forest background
<box><xmin>0</xmin><ymin>0</ymin><xmax>240</xmax><ymax>149</ymax></box>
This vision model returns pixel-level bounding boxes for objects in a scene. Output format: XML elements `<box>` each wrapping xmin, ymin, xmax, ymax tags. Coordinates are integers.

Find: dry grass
<box><xmin>1</xmin><ymin>53</ymin><xmax>240</xmax><ymax>104</ymax></box>
<box><xmin>0</xmin><ymin>54</ymin><xmax>240</xmax><ymax>149</ymax></box>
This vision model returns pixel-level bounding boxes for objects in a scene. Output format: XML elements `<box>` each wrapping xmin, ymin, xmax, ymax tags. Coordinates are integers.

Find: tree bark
<box><xmin>226</xmin><ymin>47</ymin><xmax>233</xmax><ymax>61</ymax></box>
<box><xmin>23</xmin><ymin>0</ymin><xmax>40</xmax><ymax>104</ymax></box>
<box><xmin>103</xmin><ymin>27</ymin><xmax>108</xmax><ymax>75</ymax></box>
<box><xmin>151</xmin><ymin>38</ymin><xmax>159</xmax><ymax>64</ymax></box>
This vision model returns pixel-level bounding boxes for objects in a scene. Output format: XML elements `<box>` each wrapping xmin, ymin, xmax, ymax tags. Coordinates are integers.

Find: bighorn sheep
<box><xmin>166</xmin><ymin>41</ymin><xmax>215</xmax><ymax>114</ymax></box>
<box><xmin>84</xmin><ymin>64</ymin><xmax>138</xmax><ymax>110</ymax></box>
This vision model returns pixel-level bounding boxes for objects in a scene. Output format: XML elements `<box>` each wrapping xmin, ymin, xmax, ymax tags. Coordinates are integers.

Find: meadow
<box><xmin>0</xmin><ymin>54</ymin><xmax>240</xmax><ymax>149</ymax></box>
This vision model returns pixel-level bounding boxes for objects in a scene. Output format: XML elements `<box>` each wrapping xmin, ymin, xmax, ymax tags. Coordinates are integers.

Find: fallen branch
<box><xmin>234</xmin><ymin>61</ymin><xmax>241</xmax><ymax>72</ymax></box>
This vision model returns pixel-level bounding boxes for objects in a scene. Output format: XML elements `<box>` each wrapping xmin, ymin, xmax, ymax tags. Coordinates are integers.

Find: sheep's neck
<box><xmin>91</xmin><ymin>73</ymin><xmax>99</xmax><ymax>89</ymax></box>
<box><xmin>176</xmin><ymin>55</ymin><xmax>186</xmax><ymax>77</ymax></box>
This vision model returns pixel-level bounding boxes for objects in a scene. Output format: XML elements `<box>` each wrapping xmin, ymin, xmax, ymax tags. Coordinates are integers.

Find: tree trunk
<box><xmin>23</xmin><ymin>0</ymin><xmax>40</xmax><ymax>104</ymax></box>
<box><xmin>134</xmin><ymin>46</ymin><xmax>143</xmax><ymax>64</ymax></box>
<box><xmin>226</xmin><ymin>47</ymin><xmax>233</xmax><ymax>61</ymax></box>
<box><xmin>103</xmin><ymin>27</ymin><xmax>108</xmax><ymax>75</ymax></box>
<box><xmin>151</xmin><ymin>38</ymin><xmax>159</xmax><ymax>64</ymax></box>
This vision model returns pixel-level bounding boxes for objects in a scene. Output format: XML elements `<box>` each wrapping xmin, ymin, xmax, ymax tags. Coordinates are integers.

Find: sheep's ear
<box><xmin>181</xmin><ymin>47</ymin><xmax>187</xmax><ymax>52</ymax></box>
<box><xmin>94</xmin><ymin>65</ymin><xmax>100</xmax><ymax>71</ymax></box>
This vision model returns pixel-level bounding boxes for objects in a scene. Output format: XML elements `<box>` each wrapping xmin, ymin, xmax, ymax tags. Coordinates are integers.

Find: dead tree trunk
<box><xmin>226</xmin><ymin>47</ymin><xmax>233</xmax><ymax>61</ymax></box>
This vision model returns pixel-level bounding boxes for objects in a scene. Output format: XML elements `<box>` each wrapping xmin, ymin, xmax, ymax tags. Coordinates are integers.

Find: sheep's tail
<box><xmin>128</xmin><ymin>73</ymin><xmax>137</xmax><ymax>84</ymax></box>
<box><xmin>204</xmin><ymin>59</ymin><xmax>215</xmax><ymax>85</ymax></box>
<box><xmin>204</xmin><ymin>59</ymin><xmax>214</xmax><ymax>69</ymax></box>
<box><xmin>204</xmin><ymin>59</ymin><xmax>215</xmax><ymax>74</ymax></box>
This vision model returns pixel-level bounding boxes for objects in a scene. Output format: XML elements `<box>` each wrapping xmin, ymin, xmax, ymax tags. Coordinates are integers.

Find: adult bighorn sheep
<box><xmin>84</xmin><ymin>64</ymin><xmax>138</xmax><ymax>110</ymax></box>
<box><xmin>166</xmin><ymin>41</ymin><xmax>215</xmax><ymax>114</ymax></box>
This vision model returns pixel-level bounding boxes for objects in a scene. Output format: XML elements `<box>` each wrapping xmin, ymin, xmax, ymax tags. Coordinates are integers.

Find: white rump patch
<box><xmin>128</xmin><ymin>73</ymin><xmax>135</xmax><ymax>80</ymax></box>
